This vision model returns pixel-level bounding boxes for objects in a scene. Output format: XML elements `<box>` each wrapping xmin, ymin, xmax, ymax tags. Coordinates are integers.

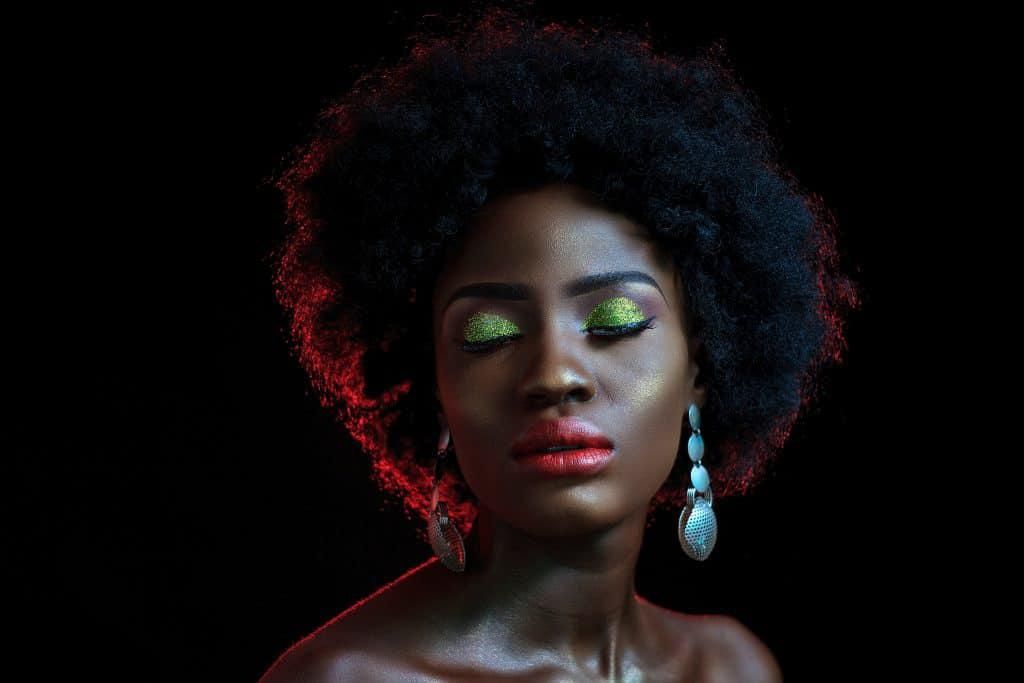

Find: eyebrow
<box><xmin>442</xmin><ymin>270</ymin><xmax>667</xmax><ymax>313</ymax></box>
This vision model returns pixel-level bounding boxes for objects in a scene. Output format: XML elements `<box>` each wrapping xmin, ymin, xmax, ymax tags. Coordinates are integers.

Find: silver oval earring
<box><xmin>678</xmin><ymin>402</ymin><xmax>718</xmax><ymax>561</ymax></box>
<box><xmin>428</xmin><ymin>424</ymin><xmax>466</xmax><ymax>572</ymax></box>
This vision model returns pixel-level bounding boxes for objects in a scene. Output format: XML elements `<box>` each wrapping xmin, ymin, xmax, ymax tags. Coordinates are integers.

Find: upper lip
<box><xmin>509</xmin><ymin>417</ymin><xmax>614</xmax><ymax>458</ymax></box>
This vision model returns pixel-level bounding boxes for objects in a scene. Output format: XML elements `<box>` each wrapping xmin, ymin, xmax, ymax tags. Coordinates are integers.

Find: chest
<box><xmin>362</xmin><ymin>639</ymin><xmax>717</xmax><ymax>683</ymax></box>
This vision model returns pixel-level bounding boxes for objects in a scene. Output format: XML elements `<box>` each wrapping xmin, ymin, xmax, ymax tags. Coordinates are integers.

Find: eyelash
<box><xmin>460</xmin><ymin>316</ymin><xmax>658</xmax><ymax>354</ymax></box>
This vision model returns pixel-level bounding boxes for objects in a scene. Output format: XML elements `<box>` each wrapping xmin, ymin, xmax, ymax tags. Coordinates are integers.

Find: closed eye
<box><xmin>586</xmin><ymin>316</ymin><xmax>658</xmax><ymax>337</ymax></box>
<box><xmin>459</xmin><ymin>316</ymin><xmax>657</xmax><ymax>354</ymax></box>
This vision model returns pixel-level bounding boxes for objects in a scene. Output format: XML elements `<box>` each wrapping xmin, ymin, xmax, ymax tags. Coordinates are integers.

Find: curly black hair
<box><xmin>265</xmin><ymin>6</ymin><xmax>862</xmax><ymax>540</ymax></box>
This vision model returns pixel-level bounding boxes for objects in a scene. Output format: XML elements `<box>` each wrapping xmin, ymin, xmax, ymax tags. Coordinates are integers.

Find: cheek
<box><xmin>435</xmin><ymin>350</ymin><xmax>510</xmax><ymax>475</ymax></box>
<box><xmin>438</xmin><ymin>350</ymin><xmax>502</xmax><ymax>423</ymax></box>
<box><xmin>615</xmin><ymin>337</ymin><xmax>689</xmax><ymax>481</ymax></box>
<box><xmin>625</xmin><ymin>369</ymin><xmax>685</xmax><ymax>440</ymax></box>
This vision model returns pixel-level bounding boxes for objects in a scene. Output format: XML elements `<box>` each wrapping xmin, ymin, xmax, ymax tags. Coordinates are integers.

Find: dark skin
<box><xmin>260</xmin><ymin>183</ymin><xmax>782</xmax><ymax>682</ymax></box>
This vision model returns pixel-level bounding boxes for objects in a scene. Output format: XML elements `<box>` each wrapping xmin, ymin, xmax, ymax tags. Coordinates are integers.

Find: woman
<box><xmin>260</xmin><ymin>7</ymin><xmax>861</xmax><ymax>681</ymax></box>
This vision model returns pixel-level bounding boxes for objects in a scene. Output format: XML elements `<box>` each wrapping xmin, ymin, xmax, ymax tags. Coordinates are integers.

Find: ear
<box><xmin>687</xmin><ymin>335</ymin><xmax>707</xmax><ymax>411</ymax></box>
<box><xmin>434</xmin><ymin>383</ymin><xmax>447</xmax><ymax>428</ymax></box>
<box><xmin>691</xmin><ymin>381</ymin><xmax>707</xmax><ymax>413</ymax></box>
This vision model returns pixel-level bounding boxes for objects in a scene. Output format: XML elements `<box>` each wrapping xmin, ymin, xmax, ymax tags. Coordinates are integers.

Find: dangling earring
<box><xmin>428</xmin><ymin>424</ymin><xmax>466</xmax><ymax>572</ymax></box>
<box><xmin>678</xmin><ymin>402</ymin><xmax>718</xmax><ymax>561</ymax></box>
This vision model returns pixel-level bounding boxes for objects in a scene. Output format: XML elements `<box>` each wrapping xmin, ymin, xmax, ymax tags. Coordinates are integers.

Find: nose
<box><xmin>519</xmin><ymin>323</ymin><xmax>596</xmax><ymax>409</ymax></box>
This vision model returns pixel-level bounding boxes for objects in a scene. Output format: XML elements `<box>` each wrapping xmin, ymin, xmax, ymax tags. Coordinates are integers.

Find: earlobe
<box><xmin>435</xmin><ymin>396</ymin><xmax>448</xmax><ymax>430</ymax></box>
<box><xmin>687</xmin><ymin>359</ymin><xmax>707</xmax><ymax>412</ymax></box>
<box><xmin>693</xmin><ymin>383</ymin><xmax>707</xmax><ymax>412</ymax></box>
<box><xmin>687</xmin><ymin>336</ymin><xmax>706</xmax><ymax>411</ymax></box>
<box><xmin>434</xmin><ymin>384</ymin><xmax>445</xmax><ymax>424</ymax></box>
<box><xmin>689</xmin><ymin>334</ymin><xmax>704</xmax><ymax>361</ymax></box>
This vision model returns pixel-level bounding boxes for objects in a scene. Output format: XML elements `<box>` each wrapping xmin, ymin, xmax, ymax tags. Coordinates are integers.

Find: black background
<box><xmin>12</xmin><ymin>3</ymin><xmax>940</xmax><ymax>680</ymax></box>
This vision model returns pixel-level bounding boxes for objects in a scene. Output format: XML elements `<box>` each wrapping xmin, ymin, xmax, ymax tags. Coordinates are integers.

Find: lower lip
<box><xmin>514</xmin><ymin>448</ymin><xmax>616</xmax><ymax>477</ymax></box>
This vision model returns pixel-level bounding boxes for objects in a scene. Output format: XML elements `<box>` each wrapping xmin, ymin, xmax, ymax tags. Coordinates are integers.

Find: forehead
<box><xmin>431</xmin><ymin>184</ymin><xmax>676</xmax><ymax>307</ymax></box>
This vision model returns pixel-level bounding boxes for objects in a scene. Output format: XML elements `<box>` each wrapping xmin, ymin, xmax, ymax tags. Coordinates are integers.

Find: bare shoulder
<box><xmin>257</xmin><ymin>620</ymin><xmax>432</xmax><ymax>683</ymax></box>
<box><xmin>258</xmin><ymin>559</ymin><xmax>451</xmax><ymax>682</ymax></box>
<box><xmin>258</xmin><ymin>645</ymin><xmax>381</xmax><ymax>683</ymax></box>
<box><xmin>644</xmin><ymin>605</ymin><xmax>782</xmax><ymax>683</ymax></box>
<box><xmin>700</xmin><ymin>614</ymin><xmax>783</xmax><ymax>683</ymax></box>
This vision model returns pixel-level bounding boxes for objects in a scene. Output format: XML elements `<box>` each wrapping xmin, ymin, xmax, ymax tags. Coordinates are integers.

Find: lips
<box><xmin>509</xmin><ymin>416</ymin><xmax>614</xmax><ymax>458</ymax></box>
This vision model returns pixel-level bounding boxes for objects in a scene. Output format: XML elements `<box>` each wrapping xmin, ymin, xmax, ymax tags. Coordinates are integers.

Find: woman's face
<box><xmin>431</xmin><ymin>183</ymin><xmax>704</xmax><ymax>536</ymax></box>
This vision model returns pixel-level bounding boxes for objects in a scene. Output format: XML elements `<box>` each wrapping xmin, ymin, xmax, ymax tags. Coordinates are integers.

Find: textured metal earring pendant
<box><xmin>428</xmin><ymin>425</ymin><xmax>466</xmax><ymax>572</ymax></box>
<box><xmin>678</xmin><ymin>402</ymin><xmax>718</xmax><ymax>561</ymax></box>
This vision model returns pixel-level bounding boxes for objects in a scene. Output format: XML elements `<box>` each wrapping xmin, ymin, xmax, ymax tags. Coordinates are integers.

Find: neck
<box><xmin>453</xmin><ymin>503</ymin><xmax>653</xmax><ymax>676</ymax></box>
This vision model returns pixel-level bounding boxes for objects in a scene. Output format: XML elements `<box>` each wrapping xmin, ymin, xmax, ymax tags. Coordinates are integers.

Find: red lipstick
<box><xmin>509</xmin><ymin>417</ymin><xmax>615</xmax><ymax>478</ymax></box>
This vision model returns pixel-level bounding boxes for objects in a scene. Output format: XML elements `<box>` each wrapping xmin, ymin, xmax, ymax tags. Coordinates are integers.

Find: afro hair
<box><xmin>266</xmin><ymin>6</ymin><xmax>863</xmax><ymax>540</ymax></box>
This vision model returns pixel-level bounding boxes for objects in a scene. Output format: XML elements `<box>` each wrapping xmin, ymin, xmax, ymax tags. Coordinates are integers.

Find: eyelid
<box><xmin>462</xmin><ymin>311</ymin><xmax>521</xmax><ymax>343</ymax></box>
<box><xmin>459</xmin><ymin>295</ymin><xmax>650</xmax><ymax>349</ymax></box>
<box><xmin>582</xmin><ymin>295</ymin><xmax>648</xmax><ymax>329</ymax></box>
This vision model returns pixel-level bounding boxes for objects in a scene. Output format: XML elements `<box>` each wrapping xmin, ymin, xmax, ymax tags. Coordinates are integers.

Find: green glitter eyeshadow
<box><xmin>584</xmin><ymin>296</ymin><xmax>646</xmax><ymax>328</ymax></box>
<box><xmin>463</xmin><ymin>312</ymin><xmax>521</xmax><ymax>343</ymax></box>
